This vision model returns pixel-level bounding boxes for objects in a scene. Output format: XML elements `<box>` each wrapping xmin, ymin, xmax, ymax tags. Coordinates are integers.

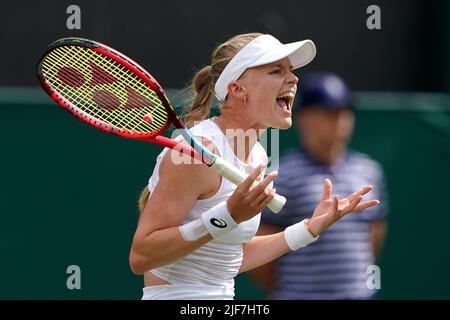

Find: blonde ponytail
<box><xmin>184</xmin><ymin>66</ymin><xmax>214</xmax><ymax>127</ymax></box>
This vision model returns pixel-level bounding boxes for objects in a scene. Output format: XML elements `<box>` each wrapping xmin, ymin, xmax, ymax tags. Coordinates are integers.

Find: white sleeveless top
<box><xmin>145</xmin><ymin>118</ymin><xmax>267</xmax><ymax>299</ymax></box>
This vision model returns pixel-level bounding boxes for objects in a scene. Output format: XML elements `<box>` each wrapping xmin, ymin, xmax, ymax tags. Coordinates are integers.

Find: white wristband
<box><xmin>201</xmin><ymin>201</ymin><xmax>238</xmax><ymax>238</ymax></box>
<box><xmin>284</xmin><ymin>219</ymin><xmax>319</xmax><ymax>251</ymax></box>
<box><xmin>179</xmin><ymin>202</ymin><xmax>238</xmax><ymax>241</ymax></box>
<box><xmin>179</xmin><ymin>218</ymin><xmax>209</xmax><ymax>241</ymax></box>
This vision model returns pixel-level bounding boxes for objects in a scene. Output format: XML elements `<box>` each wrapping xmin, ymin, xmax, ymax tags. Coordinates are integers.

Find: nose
<box><xmin>287</xmin><ymin>70</ymin><xmax>299</xmax><ymax>85</ymax></box>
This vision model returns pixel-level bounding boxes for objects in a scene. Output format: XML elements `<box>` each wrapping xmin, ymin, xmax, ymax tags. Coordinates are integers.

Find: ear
<box><xmin>227</xmin><ymin>81</ymin><xmax>247</xmax><ymax>100</ymax></box>
<box><xmin>347</xmin><ymin>109</ymin><xmax>355</xmax><ymax>124</ymax></box>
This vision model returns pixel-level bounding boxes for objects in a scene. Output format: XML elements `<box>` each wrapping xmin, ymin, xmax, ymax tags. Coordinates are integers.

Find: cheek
<box><xmin>259</xmin><ymin>87</ymin><xmax>275</xmax><ymax>102</ymax></box>
<box><xmin>250</xmin><ymin>80</ymin><xmax>277</xmax><ymax>103</ymax></box>
<box><xmin>248</xmin><ymin>91</ymin><xmax>275</xmax><ymax>116</ymax></box>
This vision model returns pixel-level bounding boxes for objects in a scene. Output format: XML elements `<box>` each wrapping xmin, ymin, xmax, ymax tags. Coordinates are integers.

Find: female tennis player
<box><xmin>129</xmin><ymin>33</ymin><xmax>380</xmax><ymax>300</ymax></box>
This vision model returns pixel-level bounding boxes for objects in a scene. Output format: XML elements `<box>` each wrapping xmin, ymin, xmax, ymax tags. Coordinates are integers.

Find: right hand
<box><xmin>227</xmin><ymin>164</ymin><xmax>278</xmax><ymax>223</ymax></box>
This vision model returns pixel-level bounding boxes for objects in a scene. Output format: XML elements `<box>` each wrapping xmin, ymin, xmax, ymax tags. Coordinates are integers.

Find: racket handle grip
<box><xmin>210</xmin><ymin>157</ymin><xmax>286</xmax><ymax>213</ymax></box>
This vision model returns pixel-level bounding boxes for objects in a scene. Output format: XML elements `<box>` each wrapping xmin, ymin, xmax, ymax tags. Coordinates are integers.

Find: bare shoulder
<box><xmin>158</xmin><ymin>136</ymin><xmax>221</xmax><ymax>198</ymax></box>
<box><xmin>136</xmin><ymin>136</ymin><xmax>222</xmax><ymax>234</ymax></box>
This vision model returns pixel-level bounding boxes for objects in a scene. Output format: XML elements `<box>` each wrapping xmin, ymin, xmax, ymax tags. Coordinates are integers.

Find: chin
<box><xmin>273</xmin><ymin>118</ymin><xmax>292</xmax><ymax>130</ymax></box>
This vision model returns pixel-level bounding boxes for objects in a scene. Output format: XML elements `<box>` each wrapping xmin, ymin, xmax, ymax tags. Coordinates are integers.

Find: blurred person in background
<box><xmin>250</xmin><ymin>72</ymin><xmax>389</xmax><ymax>300</ymax></box>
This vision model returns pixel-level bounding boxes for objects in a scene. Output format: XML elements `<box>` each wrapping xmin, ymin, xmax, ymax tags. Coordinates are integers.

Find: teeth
<box><xmin>277</xmin><ymin>93</ymin><xmax>295</xmax><ymax>99</ymax></box>
<box><xmin>276</xmin><ymin>92</ymin><xmax>293</xmax><ymax>111</ymax></box>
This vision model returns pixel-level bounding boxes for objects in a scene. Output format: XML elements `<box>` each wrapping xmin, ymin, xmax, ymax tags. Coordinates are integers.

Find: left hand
<box><xmin>307</xmin><ymin>178</ymin><xmax>380</xmax><ymax>236</ymax></box>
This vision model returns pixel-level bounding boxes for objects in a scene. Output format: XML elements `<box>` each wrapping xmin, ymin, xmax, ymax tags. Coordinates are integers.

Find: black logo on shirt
<box><xmin>210</xmin><ymin>218</ymin><xmax>227</xmax><ymax>228</ymax></box>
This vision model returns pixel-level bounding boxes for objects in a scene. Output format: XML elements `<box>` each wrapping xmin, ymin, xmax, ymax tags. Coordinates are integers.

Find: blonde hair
<box><xmin>137</xmin><ymin>33</ymin><xmax>263</xmax><ymax>215</ymax></box>
<box><xmin>183</xmin><ymin>32</ymin><xmax>263</xmax><ymax>128</ymax></box>
<box><xmin>138</xmin><ymin>187</ymin><xmax>150</xmax><ymax>214</ymax></box>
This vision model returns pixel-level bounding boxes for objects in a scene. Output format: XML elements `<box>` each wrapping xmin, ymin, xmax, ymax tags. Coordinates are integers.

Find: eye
<box><xmin>270</xmin><ymin>68</ymin><xmax>281</xmax><ymax>74</ymax></box>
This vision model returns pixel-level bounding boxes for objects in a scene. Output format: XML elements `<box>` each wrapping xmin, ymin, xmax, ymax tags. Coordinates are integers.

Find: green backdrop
<box><xmin>0</xmin><ymin>87</ymin><xmax>449</xmax><ymax>299</ymax></box>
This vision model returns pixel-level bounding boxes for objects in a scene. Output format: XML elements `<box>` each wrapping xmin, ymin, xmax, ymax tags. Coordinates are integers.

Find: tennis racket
<box><xmin>36</xmin><ymin>37</ymin><xmax>285</xmax><ymax>213</ymax></box>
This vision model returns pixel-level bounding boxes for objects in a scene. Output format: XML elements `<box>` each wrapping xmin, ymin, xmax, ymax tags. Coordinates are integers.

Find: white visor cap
<box><xmin>214</xmin><ymin>34</ymin><xmax>316</xmax><ymax>101</ymax></box>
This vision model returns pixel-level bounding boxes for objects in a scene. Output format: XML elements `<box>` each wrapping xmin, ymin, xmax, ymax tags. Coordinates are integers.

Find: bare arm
<box><xmin>243</xmin><ymin>224</ymin><xmax>282</xmax><ymax>291</ymax></box>
<box><xmin>239</xmin><ymin>232</ymin><xmax>288</xmax><ymax>274</ymax></box>
<box><xmin>240</xmin><ymin>178</ymin><xmax>380</xmax><ymax>276</ymax></box>
<box><xmin>129</xmin><ymin>142</ymin><xmax>278</xmax><ymax>275</ymax></box>
<box><xmin>129</xmin><ymin>149</ymin><xmax>219</xmax><ymax>275</ymax></box>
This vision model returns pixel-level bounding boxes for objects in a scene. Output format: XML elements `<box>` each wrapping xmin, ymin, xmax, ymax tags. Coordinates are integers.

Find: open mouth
<box><xmin>276</xmin><ymin>92</ymin><xmax>294</xmax><ymax>113</ymax></box>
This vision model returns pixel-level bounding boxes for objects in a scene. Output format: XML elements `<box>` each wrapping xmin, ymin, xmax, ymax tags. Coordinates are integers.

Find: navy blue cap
<box><xmin>296</xmin><ymin>72</ymin><xmax>352</xmax><ymax>111</ymax></box>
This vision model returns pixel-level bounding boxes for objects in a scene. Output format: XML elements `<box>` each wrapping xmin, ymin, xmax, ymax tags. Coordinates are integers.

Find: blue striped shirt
<box><xmin>261</xmin><ymin>147</ymin><xmax>388</xmax><ymax>300</ymax></box>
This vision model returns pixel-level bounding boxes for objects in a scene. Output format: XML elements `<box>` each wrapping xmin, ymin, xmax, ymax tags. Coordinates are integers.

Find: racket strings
<box><xmin>48</xmin><ymin>46</ymin><xmax>168</xmax><ymax>131</ymax></box>
<box><xmin>82</xmin><ymin>49</ymin><xmax>166</xmax><ymax>129</ymax></box>
<box><xmin>43</xmin><ymin>47</ymin><xmax>154</xmax><ymax>132</ymax></box>
<box><xmin>45</xmin><ymin>46</ymin><xmax>167</xmax><ymax>132</ymax></box>
<box><xmin>44</xmin><ymin>48</ymin><xmax>144</xmax><ymax>129</ymax></box>
<box><xmin>41</xmin><ymin>45</ymin><xmax>169</xmax><ymax>134</ymax></box>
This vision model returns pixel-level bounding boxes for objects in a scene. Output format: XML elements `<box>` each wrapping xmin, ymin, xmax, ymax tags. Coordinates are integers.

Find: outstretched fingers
<box><xmin>258</xmin><ymin>187</ymin><xmax>277</xmax><ymax>209</ymax></box>
<box><xmin>338</xmin><ymin>195</ymin><xmax>363</xmax><ymax>217</ymax></box>
<box><xmin>341</xmin><ymin>185</ymin><xmax>380</xmax><ymax>214</ymax></box>
<box><xmin>332</xmin><ymin>195</ymin><xmax>339</xmax><ymax>216</ymax></box>
<box><xmin>321</xmin><ymin>178</ymin><xmax>333</xmax><ymax>201</ymax></box>
<box><xmin>240</xmin><ymin>164</ymin><xmax>266</xmax><ymax>190</ymax></box>
<box><xmin>346</xmin><ymin>185</ymin><xmax>373</xmax><ymax>202</ymax></box>
<box><xmin>354</xmin><ymin>199</ymin><xmax>380</xmax><ymax>212</ymax></box>
<box><xmin>253</xmin><ymin>171</ymin><xmax>278</xmax><ymax>203</ymax></box>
